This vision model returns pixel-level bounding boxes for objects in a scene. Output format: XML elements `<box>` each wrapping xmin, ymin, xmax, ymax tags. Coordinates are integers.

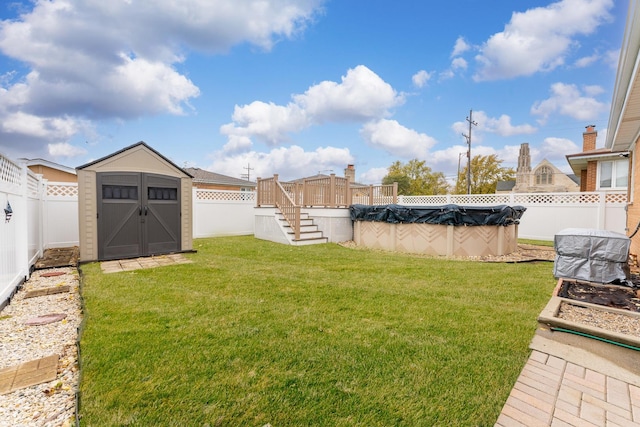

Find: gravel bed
<box><xmin>557</xmin><ymin>302</ymin><xmax>640</xmax><ymax>338</ymax></box>
<box><xmin>0</xmin><ymin>267</ymin><xmax>81</xmax><ymax>427</ymax></box>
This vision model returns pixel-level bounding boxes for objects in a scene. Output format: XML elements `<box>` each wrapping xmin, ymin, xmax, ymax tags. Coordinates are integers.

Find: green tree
<box><xmin>454</xmin><ymin>154</ymin><xmax>515</xmax><ymax>194</ymax></box>
<box><xmin>382</xmin><ymin>159</ymin><xmax>450</xmax><ymax>195</ymax></box>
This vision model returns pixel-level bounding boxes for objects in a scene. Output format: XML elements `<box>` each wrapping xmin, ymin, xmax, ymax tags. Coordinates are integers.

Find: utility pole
<box><xmin>457</xmin><ymin>152</ymin><xmax>464</xmax><ymax>189</ymax></box>
<box><xmin>461</xmin><ymin>109</ymin><xmax>477</xmax><ymax>195</ymax></box>
<box><xmin>241</xmin><ymin>163</ymin><xmax>254</xmax><ymax>181</ymax></box>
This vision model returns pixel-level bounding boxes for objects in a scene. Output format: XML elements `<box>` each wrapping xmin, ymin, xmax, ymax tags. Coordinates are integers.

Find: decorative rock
<box><xmin>0</xmin><ymin>267</ymin><xmax>81</xmax><ymax>425</ymax></box>
<box><xmin>24</xmin><ymin>313</ymin><xmax>67</xmax><ymax>326</ymax></box>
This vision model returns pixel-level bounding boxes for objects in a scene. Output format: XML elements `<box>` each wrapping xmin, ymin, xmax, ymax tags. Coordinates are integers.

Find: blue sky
<box><xmin>0</xmin><ymin>0</ymin><xmax>629</xmax><ymax>183</ymax></box>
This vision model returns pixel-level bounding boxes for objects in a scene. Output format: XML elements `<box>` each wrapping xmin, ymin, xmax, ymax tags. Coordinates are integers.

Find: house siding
<box><xmin>629</xmin><ymin>143</ymin><xmax>640</xmax><ymax>257</ymax></box>
<box><xmin>27</xmin><ymin>165</ymin><xmax>76</xmax><ymax>182</ymax></box>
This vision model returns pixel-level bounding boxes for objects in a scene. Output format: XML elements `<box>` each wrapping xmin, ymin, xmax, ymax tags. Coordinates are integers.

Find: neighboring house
<box><xmin>605</xmin><ymin>0</ymin><xmax>640</xmax><ymax>256</ymax></box>
<box><xmin>185</xmin><ymin>167</ymin><xmax>256</xmax><ymax>192</ymax></box>
<box><xmin>290</xmin><ymin>164</ymin><xmax>359</xmax><ymax>184</ymax></box>
<box><xmin>566</xmin><ymin>125</ymin><xmax>629</xmax><ymax>192</ymax></box>
<box><xmin>496</xmin><ymin>143</ymin><xmax>579</xmax><ymax>193</ymax></box>
<box><xmin>20</xmin><ymin>158</ymin><xmax>77</xmax><ymax>182</ymax></box>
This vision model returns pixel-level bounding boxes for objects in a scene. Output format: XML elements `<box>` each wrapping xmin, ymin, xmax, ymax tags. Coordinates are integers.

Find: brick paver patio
<box><xmin>496</xmin><ymin>349</ymin><xmax>640</xmax><ymax>426</ymax></box>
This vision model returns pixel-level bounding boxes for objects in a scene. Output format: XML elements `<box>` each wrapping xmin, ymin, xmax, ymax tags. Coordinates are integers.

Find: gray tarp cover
<box><xmin>553</xmin><ymin>228</ymin><xmax>631</xmax><ymax>284</ymax></box>
<box><xmin>349</xmin><ymin>204</ymin><xmax>526</xmax><ymax>226</ymax></box>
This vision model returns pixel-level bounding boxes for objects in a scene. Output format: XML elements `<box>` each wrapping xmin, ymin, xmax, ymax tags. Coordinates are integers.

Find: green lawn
<box><xmin>78</xmin><ymin>236</ymin><xmax>555</xmax><ymax>426</ymax></box>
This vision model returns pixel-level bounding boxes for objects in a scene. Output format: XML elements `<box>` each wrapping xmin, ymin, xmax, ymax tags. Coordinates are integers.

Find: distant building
<box><xmin>20</xmin><ymin>158</ymin><xmax>77</xmax><ymax>182</ymax></box>
<box><xmin>566</xmin><ymin>125</ymin><xmax>629</xmax><ymax>192</ymax></box>
<box><xmin>496</xmin><ymin>143</ymin><xmax>579</xmax><ymax>193</ymax></box>
<box><xmin>291</xmin><ymin>164</ymin><xmax>363</xmax><ymax>185</ymax></box>
<box><xmin>185</xmin><ymin>167</ymin><xmax>256</xmax><ymax>192</ymax></box>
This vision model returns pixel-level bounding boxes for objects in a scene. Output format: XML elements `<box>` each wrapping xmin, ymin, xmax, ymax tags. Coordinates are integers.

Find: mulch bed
<box><xmin>557</xmin><ymin>280</ymin><xmax>640</xmax><ymax>313</ymax></box>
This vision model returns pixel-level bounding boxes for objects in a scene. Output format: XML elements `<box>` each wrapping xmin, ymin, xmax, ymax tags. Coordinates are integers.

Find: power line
<box><xmin>240</xmin><ymin>163</ymin><xmax>254</xmax><ymax>181</ymax></box>
<box><xmin>462</xmin><ymin>109</ymin><xmax>477</xmax><ymax>194</ymax></box>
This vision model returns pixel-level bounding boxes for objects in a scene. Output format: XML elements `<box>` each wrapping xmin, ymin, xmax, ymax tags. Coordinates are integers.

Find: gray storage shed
<box><xmin>76</xmin><ymin>142</ymin><xmax>193</xmax><ymax>262</ymax></box>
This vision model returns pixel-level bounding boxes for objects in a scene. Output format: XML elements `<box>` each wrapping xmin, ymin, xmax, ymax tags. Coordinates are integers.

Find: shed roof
<box><xmin>185</xmin><ymin>167</ymin><xmax>256</xmax><ymax>187</ymax></box>
<box><xmin>76</xmin><ymin>141</ymin><xmax>193</xmax><ymax>178</ymax></box>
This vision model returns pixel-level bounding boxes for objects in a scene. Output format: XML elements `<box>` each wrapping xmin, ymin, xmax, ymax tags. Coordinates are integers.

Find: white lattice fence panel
<box><xmin>0</xmin><ymin>154</ymin><xmax>22</xmax><ymax>187</ymax></box>
<box><xmin>196</xmin><ymin>189</ymin><xmax>255</xmax><ymax>202</ymax></box>
<box><xmin>401</xmin><ymin>195</ymin><xmax>449</xmax><ymax>205</ymax></box>
<box><xmin>47</xmin><ymin>183</ymin><xmax>79</xmax><ymax>197</ymax></box>
<box><xmin>606</xmin><ymin>192</ymin><xmax>628</xmax><ymax>203</ymax></box>
<box><xmin>450</xmin><ymin>194</ymin><xmax>511</xmax><ymax>205</ymax></box>
<box><xmin>512</xmin><ymin>192</ymin><xmax>608</xmax><ymax>204</ymax></box>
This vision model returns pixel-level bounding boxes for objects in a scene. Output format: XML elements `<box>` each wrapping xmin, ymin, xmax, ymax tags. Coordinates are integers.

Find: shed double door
<box><xmin>97</xmin><ymin>172</ymin><xmax>181</xmax><ymax>260</ymax></box>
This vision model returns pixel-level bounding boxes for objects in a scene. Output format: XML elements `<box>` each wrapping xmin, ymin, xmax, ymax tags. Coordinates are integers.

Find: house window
<box><xmin>535</xmin><ymin>166</ymin><xmax>553</xmax><ymax>185</ymax></box>
<box><xmin>598</xmin><ymin>159</ymin><xmax>628</xmax><ymax>189</ymax></box>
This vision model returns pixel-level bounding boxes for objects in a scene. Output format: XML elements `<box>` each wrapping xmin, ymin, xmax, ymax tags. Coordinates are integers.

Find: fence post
<box><xmin>256</xmin><ymin>177</ymin><xmax>262</xmax><ymax>206</ymax></box>
<box><xmin>369</xmin><ymin>185</ymin><xmax>374</xmax><ymax>205</ymax></box>
<box><xmin>597</xmin><ymin>192</ymin><xmax>606</xmax><ymax>229</ymax></box>
<box><xmin>393</xmin><ymin>182</ymin><xmax>398</xmax><ymax>204</ymax></box>
<box><xmin>329</xmin><ymin>174</ymin><xmax>336</xmax><ymax>207</ymax></box>
<box><xmin>273</xmin><ymin>174</ymin><xmax>279</xmax><ymax>207</ymax></box>
<box><xmin>15</xmin><ymin>162</ymin><xmax>29</xmax><ymax>280</ymax></box>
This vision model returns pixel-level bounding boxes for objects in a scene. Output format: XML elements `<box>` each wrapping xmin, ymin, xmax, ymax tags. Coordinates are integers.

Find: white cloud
<box><xmin>451</xmin><ymin>57</ymin><xmax>468</xmax><ymax>71</ymax></box>
<box><xmin>293</xmin><ymin>65</ymin><xmax>404</xmax><ymax>122</ymax></box>
<box><xmin>451</xmin><ymin>110</ymin><xmax>536</xmax><ymax>142</ymax></box>
<box><xmin>583</xmin><ymin>85</ymin><xmax>605</xmax><ymax>96</ymax></box>
<box><xmin>360</xmin><ymin>119</ymin><xmax>437</xmax><ymax>159</ymax></box>
<box><xmin>541</xmin><ymin>137</ymin><xmax>580</xmax><ymax>159</ymax></box>
<box><xmin>207</xmin><ymin>145</ymin><xmax>353</xmax><ymax>182</ymax></box>
<box><xmin>451</xmin><ymin>36</ymin><xmax>470</xmax><ymax>57</ymax></box>
<box><xmin>359</xmin><ymin>167</ymin><xmax>388</xmax><ymax>184</ymax></box>
<box><xmin>438</xmin><ymin>69</ymin><xmax>455</xmax><ymax>81</ymax></box>
<box><xmin>473</xmin><ymin>0</ymin><xmax>614</xmax><ymax>81</ymax></box>
<box><xmin>48</xmin><ymin>142</ymin><xmax>87</xmax><ymax>158</ymax></box>
<box><xmin>574</xmin><ymin>53</ymin><xmax>599</xmax><ymax>68</ymax></box>
<box><xmin>222</xmin><ymin>65</ymin><xmax>404</xmax><ymax>145</ymax></box>
<box><xmin>220</xmin><ymin>101</ymin><xmax>309</xmax><ymax>145</ymax></box>
<box><xmin>531</xmin><ymin>82</ymin><xmax>608</xmax><ymax>123</ymax></box>
<box><xmin>605</xmin><ymin>49</ymin><xmax>620</xmax><ymax>68</ymax></box>
<box><xmin>0</xmin><ymin>0</ymin><xmax>324</xmax><ymax>156</ymax></box>
<box><xmin>412</xmin><ymin>70</ymin><xmax>433</xmax><ymax>88</ymax></box>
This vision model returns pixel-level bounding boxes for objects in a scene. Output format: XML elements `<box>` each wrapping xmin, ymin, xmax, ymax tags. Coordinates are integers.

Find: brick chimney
<box><xmin>344</xmin><ymin>164</ymin><xmax>355</xmax><ymax>182</ymax></box>
<box><xmin>583</xmin><ymin>125</ymin><xmax>597</xmax><ymax>152</ymax></box>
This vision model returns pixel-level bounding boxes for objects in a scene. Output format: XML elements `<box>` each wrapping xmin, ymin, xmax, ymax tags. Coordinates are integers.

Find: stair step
<box><xmin>275</xmin><ymin>209</ymin><xmax>327</xmax><ymax>245</ymax></box>
<box><xmin>287</xmin><ymin>230</ymin><xmax>323</xmax><ymax>239</ymax></box>
<box><xmin>291</xmin><ymin>237</ymin><xmax>329</xmax><ymax>246</ymax></box>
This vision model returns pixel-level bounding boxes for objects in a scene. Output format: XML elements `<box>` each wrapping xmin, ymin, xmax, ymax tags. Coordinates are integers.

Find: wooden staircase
<box><xmin>276</xmin><ymin>211</ymin><xmax>328</xmax><ymax>245</ymax></box>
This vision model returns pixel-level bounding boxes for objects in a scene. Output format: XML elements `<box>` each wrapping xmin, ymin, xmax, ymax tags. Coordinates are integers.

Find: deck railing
<box><xmin>256</xmin><ymin>174</ymin><xmax>397</xmax><ymax>240</ymax></box>
<box><xmin>257</xmin><ymin>174</ymin><xmax>397</xmax><ymax>208</ymax></box>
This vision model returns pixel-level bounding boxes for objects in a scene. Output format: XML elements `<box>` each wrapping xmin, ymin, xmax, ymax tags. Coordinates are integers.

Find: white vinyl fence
<box><xmin>397</xmin><ymin>192</ymin><xmax>628</xmax><ymax>241</ymax></box>
<box><xmin>193</xmin><ymin>189</ymin><xmax>255</xmax><ymax>238</ymax></box>
<box><xmin>0</xmin><ymin>155</ymin><xmax>45</xmax><ymax>306</ymax></box>
<box><xmin>45</xmin><ymin>182</ymin><xmax>79</xmax><ymax>248</ymax></box>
